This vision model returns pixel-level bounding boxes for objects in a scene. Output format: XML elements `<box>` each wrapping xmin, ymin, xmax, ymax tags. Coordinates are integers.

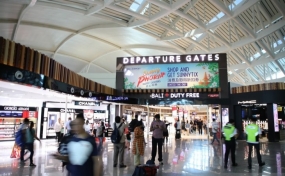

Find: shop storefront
<box><xmin>42</xmin><ymin>101</ymin><xmax>108</xmax><ymax>138</ymax></box>
<box><xmin>230</xmin><ymin>85</ymin><xmax>285</xmax><ymax>142</ymax></box>
<box><xmin>0</xmin><ymin>106</ymin><xmax>39</xmax><ymax>141</ymax></box>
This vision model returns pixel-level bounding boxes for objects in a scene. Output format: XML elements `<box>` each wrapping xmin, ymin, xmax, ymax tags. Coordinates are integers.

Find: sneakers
<box><xmin>232</xmin><ymin>163</ymin><xmax>238</xmax><ymax>167</ymax></box>
<box><xmin>113</xmin><ymin>164</ymin><xmax>117</xmax><ymax>167</ymax></box>
<box><xmin>29</xmin><ymin>163</ymin><xmax>36</xmax><ymax>167</ymax></box>
<box><xmin>259</xmin><ymin>162</ymin><xmax>265</xmax><ymax>167</ymax></box>
<box><xmin>119</xmin><ymin>165</ymin><xmax>127</xmax><ymax>168</ymax></box>
<box><xmin>159</xmin><ymin>161</ymin><xmax>163</xmax><ymax>165</ymax></box>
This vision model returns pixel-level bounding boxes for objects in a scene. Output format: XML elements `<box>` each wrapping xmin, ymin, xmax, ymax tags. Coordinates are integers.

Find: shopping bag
<box><xmin>10</xmin><ymin>142</ymin><xmax>21</xmax><ymax>158</ymax></box>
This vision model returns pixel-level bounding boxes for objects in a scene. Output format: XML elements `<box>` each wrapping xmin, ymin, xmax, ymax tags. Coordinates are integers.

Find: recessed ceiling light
<box><xmin>0</xmin><ymin>91</ymin><xmax>3</xmax><ymax>93</ymax></box>
<box><xmin>12</xmin><ymin>90</ymin><xmax>14</xmax><ymax>92</ymax></box>
<box><xmin>10</xmin><ymin>83</ymin><xmax>15</xmax><ymax>86</ymax></box>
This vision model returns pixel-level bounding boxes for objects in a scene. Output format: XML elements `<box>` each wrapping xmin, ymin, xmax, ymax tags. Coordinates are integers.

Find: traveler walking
<box><xmin>54</xmin><ymin>118</ymin><xmax>62</xmax><ymax>143</ymax></box>
<box><xmin>211</xmin><ymin>119</ymin><xmax>220</xmax><ymax>145</ymax></box>
<box><xmin>150</xmin><ymin>114</ymin><xmax>165</xmax><ymax>165</ymax></box>
<box><xmin>53</xmin><ymin>113</ymin><xmax>102</xmax><ymax>176</ymax></box>
<box><xmin>113</xmin><ymin>116</ymin><xmax>129</xmax><ymax>168</ymax></box>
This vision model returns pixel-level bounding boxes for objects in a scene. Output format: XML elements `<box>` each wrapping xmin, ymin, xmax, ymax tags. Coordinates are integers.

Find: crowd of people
<box><xmin>16</xmin><ymin>112</ymin><xmax>266</xmax><ymax>175</ymax></box>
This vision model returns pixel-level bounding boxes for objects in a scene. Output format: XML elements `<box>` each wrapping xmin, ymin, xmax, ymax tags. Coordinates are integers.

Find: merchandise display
<box><xmin>0</xmin><ymin>106</ymin><xmax>38</xmax><ymax>140</ymax></box>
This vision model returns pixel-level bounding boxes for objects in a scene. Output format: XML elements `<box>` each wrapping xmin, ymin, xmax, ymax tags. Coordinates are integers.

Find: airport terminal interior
<box><xmin>1</xmin><ymin>0</ymin><xmax>285</xmax><ymax>175</ymax></box>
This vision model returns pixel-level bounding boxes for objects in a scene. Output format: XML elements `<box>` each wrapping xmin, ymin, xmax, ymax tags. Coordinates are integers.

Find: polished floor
<box><xmin>0</xmin><ymin>133</ymin><xmax>284</xmax><ymax>176</ymax></box>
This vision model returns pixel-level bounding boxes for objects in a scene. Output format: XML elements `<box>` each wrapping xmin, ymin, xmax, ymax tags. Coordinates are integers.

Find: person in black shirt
<box><xmin>197</xmin><ymin>119</ymin><xmax>203</xmax><ymax>135</ymax></box>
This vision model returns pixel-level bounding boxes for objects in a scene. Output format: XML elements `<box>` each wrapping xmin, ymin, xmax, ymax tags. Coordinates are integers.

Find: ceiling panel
<box><xmin>0</xmin><ymin>2</ymin><xmax>24</xmax><ymax>19</ymax></box>
<box><xmin>58</xmin><ymin>34</ymin><xmax>117</xmax><ymax>62</ymax></box>
<box><xmin>0</xmin><ymin>23</ymin><xmax>15</xmax><ymax>40</ymax></box>
<box><xmin>23</xmin><ymin>4</ymin><xmax>109</xmax><ymax>31</ymax></box>
<box><xmin>15</xmin><ymin>25</ymin><xmax>72</xmax><ymax>51</ymax></box>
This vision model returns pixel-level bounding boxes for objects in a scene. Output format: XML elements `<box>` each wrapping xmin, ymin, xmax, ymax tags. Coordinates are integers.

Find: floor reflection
<box><xmin>0</xmin><ymin>136</ymin><xmax>284</xmax><ymax>176</ymax></box>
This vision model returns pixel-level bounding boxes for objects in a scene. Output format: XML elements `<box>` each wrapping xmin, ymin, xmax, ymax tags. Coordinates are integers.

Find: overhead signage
<box><xmin>94</xmin><ymin>110</ymin><xmax>105</xmax><ymax>113</ymax></box>
<box><xmin>130</xmin><ymin>107</ymin><xmax>145</xmax><ymax>112</ymax></box>
<box><xmin>74</xmin><ymin>101</ymin><xmax>100</xmax><ymax>106</ymax></box>
<box><xmin>0</xmin><ymin>106</ymin><xmax>35</xmax><ymax>111</ymax></box>
<box><xmin>148</xmin><ymin>92</ymin><xmax>218</xmax><ymax>99</ymax></box>
<box><xmin>106</xmin><ymin>96</ymin><xmax>128</xmax><ymax>101</ymax></box>
<box><xmin>121</xmin><ymin>54</ymin><xmax>220</xmax><ymax>65</ymax></box>
<box><xmin>237</xmin><ymin>100</ymin><xmax>256</xmax><ymax>104</ymax></box>
<box><xmin>124</xmin><ymin>62</ymin><xmax>219</xmax><ymax>89</ymax></box>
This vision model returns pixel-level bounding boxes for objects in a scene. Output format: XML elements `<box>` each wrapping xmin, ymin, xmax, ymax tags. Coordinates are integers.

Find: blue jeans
<box><xmin>211</xmin><ymin>133</ymin><xmax>220</xmax><ymax>144</ymax></box>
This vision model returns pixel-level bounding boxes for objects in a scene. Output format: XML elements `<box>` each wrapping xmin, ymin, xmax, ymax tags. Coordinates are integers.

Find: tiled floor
<box><xmin>0</xmin><ymin>133</ymin><xmax>284</xmax><ymax>176</ymax></box>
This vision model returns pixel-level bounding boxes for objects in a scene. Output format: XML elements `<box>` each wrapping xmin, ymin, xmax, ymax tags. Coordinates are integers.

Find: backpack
<box><xmin>111</xmin><ymin>123</ymin><xmax>123</xmax><ymax>144</ymax></box>
<box><xmin>132</xmin><ymin>166</ymin><xmax>146</xmax><ymax>176</ymax></box>
<box><xmin>129</xmin><ymin>119</ymin><xmax>137</xmax><ymax>132</ymax></box>
<box><xmin>96</xmin><ymin>126</ymin><xmax>103</xmax><ymax>136</ymax></box>
<box><xmin>58</xmin><ymin>133</ymin><xmax>73</xmax><ymax>155</ymax></box>
<box><xmin>15</xmin><ymin>125</ymin><xmax>25</xmax><ymax>147</ymax></box>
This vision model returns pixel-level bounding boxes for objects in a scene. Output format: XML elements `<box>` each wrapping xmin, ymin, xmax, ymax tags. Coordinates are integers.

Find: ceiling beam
<box><xmin>85</xmin><ymin>0</ymin><xmax>113</xmax><ymax>16</ymax></box>
<box><xmin>128</xmin><ymin>0</ymin><xmax>190</xmax><ymax>27</ymax></box>
<box><xmin>12</xmin><ymin>0</ymin><xmax>37</xmax><ymax>41</ymax></box>
<box><xmin>37</xmin><ymin>49</ymin><xmax>112</xmax><ymax>73</ymax></box>
<box><xmin>53</xmin><ymin>23</ymin><xmax>125</xmax><ymax>56</ymax></box>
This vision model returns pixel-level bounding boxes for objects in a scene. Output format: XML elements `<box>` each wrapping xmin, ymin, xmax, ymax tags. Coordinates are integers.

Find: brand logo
<box><xmin>60</xmin><ymin>109</ymin><xmax>75</xmax><ymax>113</ymax></box>
<box><xmin>208</xmin><ymin>94</ymin><xmax>219</xmax><ymax>98</ymax></box>
<box><xmin>150</xmin><ymin>93</ymin><xmax>164</xmax><ymax>99</ymax></box>
<box><xmin>18</xmin><ymin>107</ymin><xmax>29</xmax><ymax>111</ymax></box>
<box><xmin>237</xmin><ymin>100</ymin><xmax>256</xmax><ymax>104</ymax></box>
<box><xmin>4</xmin><ymin>107</ymin><xmax>17</xmax><ymax>110</ymax></box>
<box><xmin>75</xmin><ymin>101</ymin><xmax>100</xmax><ymax>106</ymax></box>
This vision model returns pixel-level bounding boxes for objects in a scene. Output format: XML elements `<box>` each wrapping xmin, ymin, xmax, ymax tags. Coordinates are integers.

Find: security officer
<box><xmin>222</xmin><ymin>119</ymin><xmax>238</xmax><ymax>169</ymax></box>
<box><xmin>245</xmin><ymin>117</ymin><xmax>265</xmax><ymax>169</ymax></box>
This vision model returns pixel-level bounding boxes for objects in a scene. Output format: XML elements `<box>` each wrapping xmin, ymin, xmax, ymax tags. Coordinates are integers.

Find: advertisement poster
<box><xmin>124</xmin><ymin>63</ymin><xmax>219</xmax><ymax>89</ymax></box>
<box><xmin>172</xmin><ymin>107</ymin><xmax>177</xmax><ymax>117</ymax></box>
<box><xmin>221</xmin><ymin>108</ymin><xmax>229</xmax><ymax>127</ymax></box>
<box><xmin>273</xmin><ymin>104</ymin><xmax>279</xmax><ymax>132</ymax></box>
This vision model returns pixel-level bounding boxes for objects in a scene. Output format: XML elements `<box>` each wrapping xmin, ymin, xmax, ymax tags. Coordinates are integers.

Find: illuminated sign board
<box><xmin>74</xmin><ymin>101</ymin><xmax>100</xmax><ymax>106</ymax></box>
<box><xmin>237</xmin><ymin>100</ymin><xmax>257</xmax><ymax>104</ymax></box>
<box><xmin>149</xmin><ymin>92</ymin><xmax>219</xmax><ymax>99</ymax></box>
<box><xmin>121</xmin><ymin>54</ymin><xmax>220</xmax><ymax>65</ymax></box>
<box><xmin>124</xmin><ymin>63</ymin><xmax>219</xmax><ymax>89</ymax></box>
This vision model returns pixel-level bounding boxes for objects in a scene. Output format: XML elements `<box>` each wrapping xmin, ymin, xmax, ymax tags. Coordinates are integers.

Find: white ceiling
<box><xmin>1</xmin><ymin>0</ymin><xmax>285</xmax><ymax>88</ymax></box>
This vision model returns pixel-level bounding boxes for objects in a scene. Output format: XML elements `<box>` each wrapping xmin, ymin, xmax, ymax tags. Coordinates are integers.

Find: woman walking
<box><xmin>132</xmin><ymin>121</ymin><xmax>144</xmax><ymax>166</ymax></box>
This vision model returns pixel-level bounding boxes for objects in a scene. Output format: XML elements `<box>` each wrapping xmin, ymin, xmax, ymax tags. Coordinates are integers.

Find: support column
<box><xmin>267</xmin><ymin>103</ymin><xmax>279</xmax><ymax>142</ymax></box>
<box><xmin>233</xmin><ymin>105</ymin><xmax>243</xmax><ymax>140</ymax></box>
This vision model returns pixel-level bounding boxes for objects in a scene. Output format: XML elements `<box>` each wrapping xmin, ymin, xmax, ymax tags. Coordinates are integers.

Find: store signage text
<box><xmin>237</xmin><ymin>100</ymin><xmax>257</xmax><ymax>104</ymax></box>
<box><xmin>131</xmin><ymin>107</ymin><xmax>145</xmax><ymax>112</ymax></box>
<box><xmin>74</xmin><ymin>101</ymin><xmax>100</xmax><ymax>106</ymax></box>
<box><xmin>150</xmin><ymin>93</ymin><xmax>200</xmax><ymax>99</ymax></box>
<box><xmin>4</xmin><ymin>107</ymin><xmax>30</xmax><ymax>111</ymax></box>
<box><xmin>60</xmin><ymin>109</ymin><xmax>75</xmax><ymax>113</ymax></box>
<box><xmin>122</xmin><ymin>54</ymin><xmax>220</xmax><ymax>65</ymax></box>
<box><xmin>208</xmin><ymin>94</ymin><xmax>219</xmax><ymax>98</ymax></box>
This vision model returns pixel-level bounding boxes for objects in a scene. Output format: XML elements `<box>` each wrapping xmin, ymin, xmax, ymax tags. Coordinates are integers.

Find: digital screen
<box><xmin>124</xmin><ymin>63</ymin><xmax>219</xmax><ymax>89</ymax></box>
<box><xmin>12</xmin><ymin>111</ymin><xmax>23</xmax><ymax>117</ymax></box>
<box><xmin>273</xmin><ymin>104</ymin><xmax>279</xmax><ymax>132</ymax></box>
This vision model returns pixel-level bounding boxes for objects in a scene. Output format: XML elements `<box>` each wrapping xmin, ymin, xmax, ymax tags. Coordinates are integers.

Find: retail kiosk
<box><xmin>231</xmin><ymin>83</ymin><xmax>285</xmax><ymax>142</ymax></box>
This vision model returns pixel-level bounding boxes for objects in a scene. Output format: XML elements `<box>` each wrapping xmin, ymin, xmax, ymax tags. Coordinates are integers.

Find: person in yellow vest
<box><xmin>245</xmin><ymin>117</ymin><xmax>265</xmax><ymax>169</ymax></box>
<box><xmin>222</xmin><ymin>119</ymin><xmax>238</xmax><ymax>169</ymax></box>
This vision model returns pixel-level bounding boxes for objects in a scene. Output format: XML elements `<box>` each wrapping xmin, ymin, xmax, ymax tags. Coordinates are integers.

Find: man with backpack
<box><xmin>112</xmin><ymin>116</ymin><xmax>129</xmax><ymax>168</ymax></box>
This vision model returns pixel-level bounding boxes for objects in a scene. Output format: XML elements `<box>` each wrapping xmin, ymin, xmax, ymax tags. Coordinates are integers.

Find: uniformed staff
<box><xmin>222</xmin><ymin>119</ymin><xmax>238</xmax><ymax>169</ymax></box>
<box><xmin>245</xmin><ymin>117</ymin><xmax>265</xmax><ymax>169</ymax></box>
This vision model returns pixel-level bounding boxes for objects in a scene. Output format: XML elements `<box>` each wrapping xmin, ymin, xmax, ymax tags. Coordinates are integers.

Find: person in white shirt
<box><xmin>211</xmin><ymin>118</ymin><xmax>220</xmax><ymax>145</ymax></box>
<box><xmin>84</xmin><ymin>120</ymin><xmax>91</xmax><ymax>133</ymax></box>
<box><xmin>54</xmin><ymin>118</ymin><xmax>62</xmax><ymax>143</ymax></box>
<box><xmin>65</xmin><ymin>117</ymin><xmax>72</xmax><ymax>133</ymax></box>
